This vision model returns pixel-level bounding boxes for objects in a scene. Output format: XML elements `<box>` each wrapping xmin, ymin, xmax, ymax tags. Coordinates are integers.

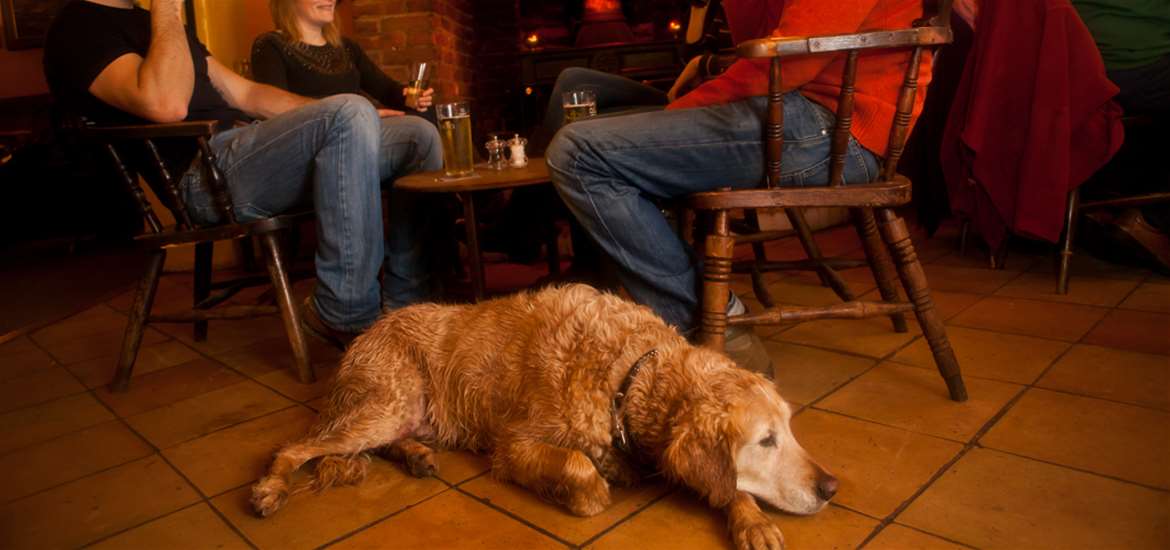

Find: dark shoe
<box><xmin>1111</xmin><ymin>209</ymin><xmax>1170</xmax><ymax>273</ymax></box>
<box><xmin>724</xmin><ymin>325</ymin><xmax>774</xmax><ymax>379</ymax></box>
<box><xmin>300</xmin><ymin>297</ymin><xmax>359</xmax><ymax>350</ymax></box>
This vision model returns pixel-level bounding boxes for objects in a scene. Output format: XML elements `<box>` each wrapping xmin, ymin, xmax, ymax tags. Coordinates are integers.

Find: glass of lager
<box><xmin>562</xmin><ymin>90</ymin><xmax>597</xmax><ymax>125</ymax></box>
<box><xmin>405</xmin><ymin>62</ymin><xmax>431</xmax><ymax>110</ymax></box>
<box><xmin>436</xmin><ymin>101</ymin><xmax>475</xmax><ymax>178</ymax></box>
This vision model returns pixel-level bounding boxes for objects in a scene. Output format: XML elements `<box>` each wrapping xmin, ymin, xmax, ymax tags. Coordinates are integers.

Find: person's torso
<box><xmin>255</xmin><ymin>32</ymin><xmax>364</xmax><ymax>98</ymax></box>
<box><xmin>1069</xmin><ymin>0</ymin><xmax>1170</xmax><ymax>70</ymax></box>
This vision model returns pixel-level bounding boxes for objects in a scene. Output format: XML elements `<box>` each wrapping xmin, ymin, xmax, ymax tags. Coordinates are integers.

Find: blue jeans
<box><xmin>182</xmin><ymin>94</ymin><xmax>442</xmax><ymax>331</ymax></box>
<box><xmin>547</xmin><ymin>92</ymin><xmax>879</xmax><ymax>332</ymax></box>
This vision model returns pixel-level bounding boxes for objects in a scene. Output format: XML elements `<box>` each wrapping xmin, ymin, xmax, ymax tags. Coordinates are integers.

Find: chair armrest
<box><xmin>79</xmin><ymin>120</ymin><xmax>217</xmax><ymax>141</ymax></box>
<box><xmin>737</xmin><ymin>26</ymin><xmax>951</xmax><ymax>59</ymax></box>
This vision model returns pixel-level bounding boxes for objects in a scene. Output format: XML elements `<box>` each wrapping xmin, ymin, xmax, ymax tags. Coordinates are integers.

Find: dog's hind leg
<box><xmin>251</xmin><ymin>435</ymin><xmax>373</xmax><ymax>517</ymax></box>
<box><xmin>493</xmin><ymin>436</ymin><xmax>611</xmax><ymax>517</ymax></box>
<box><xmin>375</xmin><ymin>438</ymin><xmax>438</xmax><ymax>478</ymax></box>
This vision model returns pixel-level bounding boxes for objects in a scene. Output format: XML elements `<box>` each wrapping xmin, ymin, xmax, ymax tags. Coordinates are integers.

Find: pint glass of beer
<box><xmin>404</xmin><ymin>62</ymin><xmax>431</xmax><ymax>110</ymax></box>
<box><xmin>436</xmin><ymin>101</ymin><xmax>474</xmax><ymax>178</ymax></box>
<box><xmin>562</xmin><ymin>90</ymin><xmax>597</xmax><ymax>124</ymax></box>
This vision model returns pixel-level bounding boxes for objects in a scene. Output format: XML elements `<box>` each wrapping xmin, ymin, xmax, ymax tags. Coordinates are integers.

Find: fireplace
<box><xmin>576</xmin><ymin>0</ymin><xmax>635</xmax><ymax>47</ymax></box>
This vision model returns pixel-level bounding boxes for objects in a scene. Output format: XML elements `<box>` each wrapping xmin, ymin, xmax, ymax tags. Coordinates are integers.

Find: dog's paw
<box><xmin>405</xmin><ymin>452</ymin><xmax>438</xmax><ymax>478</ymax></box>
<box><xmin>566</xmin><ymin>474</ymin><xmax>611</xmax><ymax>517</ymax></box>
<box><xmin>732</xmin><ymin>520</ymin><xmax>785</xmax><ymax>550</ymax></box>
<box><xmin>251</xmin><ymin>477</ymin><xmax>289</xmax><ymax>518</ymax></box>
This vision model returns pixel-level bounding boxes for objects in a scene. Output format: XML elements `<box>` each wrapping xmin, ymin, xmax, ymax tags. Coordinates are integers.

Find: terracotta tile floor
<box><xmin>2</xmin><ymin>225</ymin><xmax>1169</xmax><ymax>549</ymax></box>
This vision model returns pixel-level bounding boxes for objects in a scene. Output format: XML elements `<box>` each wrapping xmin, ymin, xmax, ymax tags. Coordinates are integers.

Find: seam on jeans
<box><xmin>217</xmin><ymin>114</ymin><xmax>333</xmax><ymax>180</ymax></box>
<box><xmin>560</xmin><ymin>150</ymin><xmax>694</xmax><ymax>281</ymax></box>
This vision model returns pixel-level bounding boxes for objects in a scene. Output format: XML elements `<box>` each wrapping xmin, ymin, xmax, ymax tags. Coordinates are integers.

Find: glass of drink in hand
<box><xmin>562</xmin><ymin>90</ymin><xmax>597</xmax><ymax>124</ymax></box>
<box><xmin>405</xmin><ymin>61</ymin><xmax>432</xmax><ymax>110</ymax></box>
<box><xmin>436</xmin><ymin>101</ymin><xmax>474</xmax><ymax>178</ymax></box>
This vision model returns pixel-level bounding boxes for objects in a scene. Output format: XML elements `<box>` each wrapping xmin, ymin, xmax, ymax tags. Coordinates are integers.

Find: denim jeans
<box><xmin>182</xmin><ymin>94</ymin><xmax>442</xmax><ymax>332</ymax></box>
<box><xmin>547</xmin><ymin>92</ymin><xmax>879</xmax><ymax>332</ymax></box>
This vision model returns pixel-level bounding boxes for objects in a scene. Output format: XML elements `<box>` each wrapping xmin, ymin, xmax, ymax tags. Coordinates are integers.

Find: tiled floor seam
<box><xmin>152</xmin><ymin>403</ymin><xmax>305</xmax><ymax>449</ymax></box>
<box><xmin>574</xmin><ymin>487</ymin><xmax>677</xmax><ymax>548</ymax></box>
<box><xmin>313</xmin><ymin>486</ymin><xmax>458</xmax><ymax>549</ymax></box>
<box><xmin>451</xmin><ymin>485</ymin><xmax>578</xmax><ymax>548</ymax></box>
<box><xmin>970</xmin><ymin>444</ymin><xmax>1170</xmax><ymax>494</ymax></box>
<box><xmin>859</xmin><ymin>333</ymin><xmax>1089</xmax><ymax>547</ymax></box>
<box><xmin>858</xmin><ymin>522</ymin><xmax>980</xmax><ymax>549</ymax></box>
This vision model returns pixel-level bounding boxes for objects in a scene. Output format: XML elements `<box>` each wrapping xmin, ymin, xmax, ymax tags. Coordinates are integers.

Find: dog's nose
<box><xmin>816</xmin><ymin>474</ymin><xmax>838</xmax><ymax>501</ymax></box>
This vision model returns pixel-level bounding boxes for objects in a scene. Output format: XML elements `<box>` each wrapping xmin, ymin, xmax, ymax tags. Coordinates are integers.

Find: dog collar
<box><xmin>612</xmin><ymin>348</ymin><xmax>657</xmax><ymax>455</ymax></box>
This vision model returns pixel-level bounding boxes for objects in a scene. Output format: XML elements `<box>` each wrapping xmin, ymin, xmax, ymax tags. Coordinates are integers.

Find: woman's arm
<box><xmin>250</xmin><ymin>34</ymin><xmax>290</xmax><ymax>91</ymax></box>
<box><xmin>348</xmin><ymin>40</ymin><xmax>407</xmax><ymax>110</ymax></box>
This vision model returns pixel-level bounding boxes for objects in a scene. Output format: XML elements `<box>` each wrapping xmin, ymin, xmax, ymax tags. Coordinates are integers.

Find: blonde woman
<box><xmin>253</xmin><ymin>0</ymin><xmax>447</xmax><ymax>315</ymax></box>
<box><xmin>252</xmin><ymin>0</ymin><xmax>434</xmax><ymax>118</ymax></box>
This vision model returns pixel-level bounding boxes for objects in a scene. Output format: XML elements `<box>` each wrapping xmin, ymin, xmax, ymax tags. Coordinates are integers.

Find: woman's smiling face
<box><xmin>294</xmin><ymin>0</ymin><xmax>336</xmax><ymax>28</ymax></box>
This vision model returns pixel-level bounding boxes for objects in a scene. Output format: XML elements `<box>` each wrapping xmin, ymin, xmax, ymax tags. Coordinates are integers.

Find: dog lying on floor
<box><xmin>252</xmin><ymin>284</ymin><xmax>836</xmax><ymax>550</ymax></box>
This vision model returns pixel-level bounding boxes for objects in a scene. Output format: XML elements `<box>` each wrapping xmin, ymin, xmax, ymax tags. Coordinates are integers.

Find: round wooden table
<box><xmin>396</xmin><ymin>158</ymin><xmax>558</xmax><ymax>300</ymax></box>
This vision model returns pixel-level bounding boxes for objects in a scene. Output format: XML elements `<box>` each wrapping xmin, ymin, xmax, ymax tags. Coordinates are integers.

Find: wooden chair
<box><xmin>1058</xmin><ymin>116</ymin><xmax>1170</xmax><ymax>294</ymax></box>
<box><xmin>79</xmin><ymin>120</ymin><xmax>315</xmax><ymax>391</ymax></box>
<box><xmin>690</xmin><ymin>1</ymin><xmax>968</xmax><ymax>402</ymax></box>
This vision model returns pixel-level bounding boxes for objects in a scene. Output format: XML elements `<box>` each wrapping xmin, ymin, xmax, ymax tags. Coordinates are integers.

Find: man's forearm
<box><xmin>138</xmin><ymin>0</ymin><xmax>194</xmax><ymax>119</ymax></box>
<box><xmin>241</xmin><ymin>83</ymin><xmax>313</xmax><ymax>119</ymax></box>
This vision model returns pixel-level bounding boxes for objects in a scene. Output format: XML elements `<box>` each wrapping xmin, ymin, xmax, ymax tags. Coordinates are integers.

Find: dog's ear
<box><xmin>662</xmin><ymin>419</ymin><xmax>738</xmax><ymax>508</ymax></box>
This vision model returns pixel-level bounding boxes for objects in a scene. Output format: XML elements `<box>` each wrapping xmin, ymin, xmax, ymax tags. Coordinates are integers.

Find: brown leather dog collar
<box><xmin>612</xmin><ymin>348</ymin><xmax>657</xmax><ymax>455</ymax></box>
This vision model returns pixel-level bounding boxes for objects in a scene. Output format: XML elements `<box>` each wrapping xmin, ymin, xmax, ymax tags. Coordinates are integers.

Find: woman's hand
<box><xmin>378</xmin><ymin>108</ymin><xmax>405</xmax><ymax>117</ymax></box>
<box><xmin>404</xmin><ymin>87</ymin><xmax>435</xmax><ymax>111</ymax></box>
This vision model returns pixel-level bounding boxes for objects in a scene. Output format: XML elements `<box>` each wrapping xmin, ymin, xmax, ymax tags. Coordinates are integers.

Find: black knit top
<box><xmin>250</xmin><ymin>31</ymin><xmax>407</xmax><ymax>111</ymax></box>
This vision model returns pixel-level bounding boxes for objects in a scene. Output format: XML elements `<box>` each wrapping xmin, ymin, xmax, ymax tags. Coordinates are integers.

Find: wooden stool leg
<box><xmin>788</xmin><ymin>208</ymin><xmax>855</xmax><ymax>301</ymax></box>
<box><xmin>853</xmin><ymin>208</ymin><xmax>909</xmax><ymax>333</ymax></box>
<box><xmin>876</xmin><ymin>209</ymin><xmax>968</xmax><ymax>402</ymax></box>
<box><xmin>110</xmin><ymin>250</ymin><xmax>166</xmax><ymax>392</ymax></box>
<box><xmin>1057</xmin><ymin>189</ymin><xmax>1080</xmax><ymax>295</ymax></box>
<box><xmin>193</xmin><ymin>241</ymin><xmax>213</xmax><ymax>342</ymax></box>
<box><xmin>459</xmin><ymin>192</ymin><xmax>485</xmax><ymax>301</ymax></box>
<box><xmin>261</xmin><ymin>232</ymin><xmax>315</xmax><ymax>385</ymax></box>
<box><xmin>699</xmin><ymin>209</ymin><xmax>735</xmax><ymax>350</ymax></box>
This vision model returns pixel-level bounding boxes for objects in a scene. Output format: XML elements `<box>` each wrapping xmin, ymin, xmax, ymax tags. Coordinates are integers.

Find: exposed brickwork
<box><xmin>350</xmin><ymin>0</ymin><xmax>474</xmax><ymax>99</ymax></box>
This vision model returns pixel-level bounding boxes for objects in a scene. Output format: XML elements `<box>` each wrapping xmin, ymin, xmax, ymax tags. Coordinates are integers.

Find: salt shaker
<box><xmin>508</xmin><ymin>135</ymin><xmax>528</xmax><ymax>168</ymax></box>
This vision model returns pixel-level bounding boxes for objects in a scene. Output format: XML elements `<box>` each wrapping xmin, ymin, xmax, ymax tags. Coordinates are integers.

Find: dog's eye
<box><xmin>759</xmin><ymin>433</ymin><xmax>776</xmax><ymax>447</ymax></box>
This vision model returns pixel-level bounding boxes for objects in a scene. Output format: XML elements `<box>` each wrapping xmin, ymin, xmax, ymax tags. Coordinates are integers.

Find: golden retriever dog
<box><xmin>252</xmin><ymin>284</ymin><xmax>836</xmax><ymax>550</ymax></box>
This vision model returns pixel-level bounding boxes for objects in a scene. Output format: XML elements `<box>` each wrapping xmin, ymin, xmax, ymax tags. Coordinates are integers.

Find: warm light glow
<box><xmin>668</xmin><ymin>20</ymin><xmax>682</xmax><ymax>32</ymax></box>
<box><xmin>525</xmin><ymin>33</ymin><xmax>540</xmax><ymax>46</ymax></box>
<box><xmin>585</xmin><ymin>0</ymin><xmax>622</xmax><ymax>13</ymax></box>
<box><xmin>524</xmin><ymin>86</ymin><xmax>534</xmax><ymax>96</ymax></box>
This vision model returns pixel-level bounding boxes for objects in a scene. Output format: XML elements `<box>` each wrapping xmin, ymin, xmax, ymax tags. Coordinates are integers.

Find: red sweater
<box><xmin>669</xmin><ymin>0</ymin><xmax>932</xmax><ymax>156</ymax></box>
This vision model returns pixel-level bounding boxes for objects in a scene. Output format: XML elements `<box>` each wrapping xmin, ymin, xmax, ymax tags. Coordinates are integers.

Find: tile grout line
<box><xmin>450</xmin><ymin>485</ymin><xmax>578</xmax><ymax>548</ymax></box>
<box><xmin>855</xmin><ymin>288</ymin><xmax>1157</xmax><ymax>547</ymax></box>
<box><xmin>575</xmin><ymin>488</ymin><xmax>678</xmax><ymax>548</ymax></box>
<box><xmin>313</xmin><ymin>486</ymin><xmax>459</xmax><ymax>549</ymax></box>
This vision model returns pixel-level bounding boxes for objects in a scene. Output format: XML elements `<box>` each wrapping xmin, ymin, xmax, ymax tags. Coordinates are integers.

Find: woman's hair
<box><xmin>269</xmin><ymin>0</ymin><xmax>343</xmax><ymax>47</ymax></box>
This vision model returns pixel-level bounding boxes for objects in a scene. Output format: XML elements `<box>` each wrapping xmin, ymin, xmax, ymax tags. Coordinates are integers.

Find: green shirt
<box><xmin>1070</xmin><ymin>0</ymin><xmax>1170</xmax><ymax>70</ymax></box>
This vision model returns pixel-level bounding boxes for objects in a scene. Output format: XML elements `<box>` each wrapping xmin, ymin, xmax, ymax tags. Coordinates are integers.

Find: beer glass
<box><xmin>405</xmin><ymin>62</ymin><xmax>432</xmax><ymax>110</ymax></box>
<box><xmin>437</xmin><ymin>101</ymin><xmax>474</xmax><ymax>177</ymax></box>
<box><xmin>562</xmin><ymin>90</ymin><xmax>597</xmax><ymax>124</ymax></box>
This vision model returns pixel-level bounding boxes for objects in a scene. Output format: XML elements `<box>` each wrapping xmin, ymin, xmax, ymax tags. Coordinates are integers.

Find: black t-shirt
<box><xmin>250</xmin><ymin>31</ymin><xmax>406</xmax><ymax>110</ymax></box>
<box><xmin>43</xmin><ymin>1</ymin><xmax>246</xmax><ymax>130</ymax></box>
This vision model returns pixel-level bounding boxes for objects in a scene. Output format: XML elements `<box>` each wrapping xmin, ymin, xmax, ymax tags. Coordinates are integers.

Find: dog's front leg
<box><xmin>594</xmin><ymin>450</ymin><xmax>641</xmax><ymax>487</ymax></box>
<box><xmin>493</xmin><ymin>437</ymin><xmax>611</xmax><ymax>516</ymax></box>
<box><xmin>727</xmin><ymin>491</ymin><xmax>785</xmax><ymax>550</ymax></box>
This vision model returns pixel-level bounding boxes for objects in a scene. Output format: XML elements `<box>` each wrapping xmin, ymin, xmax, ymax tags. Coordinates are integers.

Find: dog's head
<box><xmin>662</xmin><ymin>349</ymin><xmax>836</xmax><ymax>514</ymax></box>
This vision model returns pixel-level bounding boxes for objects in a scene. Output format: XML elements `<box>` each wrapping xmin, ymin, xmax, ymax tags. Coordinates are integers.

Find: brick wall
<box><xmin>350</xmin><ymin>0</ymin><xmax>474</xmax><ymax>100</ymax></box>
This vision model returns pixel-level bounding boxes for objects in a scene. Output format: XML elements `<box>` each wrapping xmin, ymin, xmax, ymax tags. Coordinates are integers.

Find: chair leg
<box><xmin>1057</xmin><ymin>189</ymin><xmax>1080</xmax><ymax>295</ymax></box>
<box><xmin>699</xmin><ymin>209</ymin><xmax>735</xmax><ymax>350</ymax></box>
<box><xmin>260</xmin><ymin>232</ymin><xmax>315</xmax><ymax>385</ymax></box>
<box><xmin>193</xmin><ymin>241</ymin><xmax>213</xmax><ymax>342</ymax></box>
<box><xmin>110</xmin><ymin>250</ymin><xmax>166</xmax><ymax>392</ymax></box>
<box><xmin>853</xmin><ymin>208</ymin><xmax>909</xmax><ymax>333</ymax></box>
<box><xmin>787</xmin><ymin>208</ymin><xmax>855</xmax><ymax>301</ymax></box>
<box><xmin>745</xmin><ymin>209</ymin><xmax>768</xmax><ymax>262</ymax></box>
<box><xmin>875</xmin><ymin>208</ymin><xmax>968</xmax><ymax>402</ymax></box>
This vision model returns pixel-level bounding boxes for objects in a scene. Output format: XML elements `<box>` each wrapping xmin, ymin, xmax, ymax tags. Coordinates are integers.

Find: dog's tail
<box><xmin>309</xmin><ymin>454</ymin><xmax>371</xmax><ymax>492</ymax></box>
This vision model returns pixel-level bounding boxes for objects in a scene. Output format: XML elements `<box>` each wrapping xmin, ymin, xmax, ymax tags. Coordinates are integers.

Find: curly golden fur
<box><xmin>252</xmin><ymin>284</ymin><xmax>835</xmax><ymax>550</ymax></box>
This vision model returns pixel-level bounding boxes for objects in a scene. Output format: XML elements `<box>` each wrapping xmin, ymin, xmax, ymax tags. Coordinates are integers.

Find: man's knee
<box><xmin>546</xmin><ymin>124</ymin><xmax>587</xmax><ymax>179</ymax></box>
<box><xmin>320</xmin><ymin>93</ymin><xmax>380</xmax><ymax>132</ymax></box>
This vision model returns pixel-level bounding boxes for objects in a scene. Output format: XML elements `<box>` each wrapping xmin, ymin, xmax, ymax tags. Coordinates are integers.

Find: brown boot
<box><xmin>1111</xmin><ymin>209</ymin><xmax>1170</xmax><ymax>273</ymax></box>
<box><xmin>300</xmin><ymin>297</ymin><xmax>360</xmax><ymax>350</ymax></box>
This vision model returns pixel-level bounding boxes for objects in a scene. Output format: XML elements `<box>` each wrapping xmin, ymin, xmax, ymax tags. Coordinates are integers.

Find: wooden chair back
<box><xmin>738</xmin><ymin>0</ymin><xmax>955</xmax><ymax>189</ymax></box>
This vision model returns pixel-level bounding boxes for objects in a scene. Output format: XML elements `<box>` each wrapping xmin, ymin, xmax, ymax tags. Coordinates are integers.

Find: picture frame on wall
<box><xmin>1</xmin><ymin>0</ymin><xmax>69</xmax><ymax>50</ymax></box>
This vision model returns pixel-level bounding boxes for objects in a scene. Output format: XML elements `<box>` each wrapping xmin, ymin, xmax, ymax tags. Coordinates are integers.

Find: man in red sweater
<box><xmin>547</xmin><ymin>0</ymin><xmax>931</xmax><ymax>373</ymax></box>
